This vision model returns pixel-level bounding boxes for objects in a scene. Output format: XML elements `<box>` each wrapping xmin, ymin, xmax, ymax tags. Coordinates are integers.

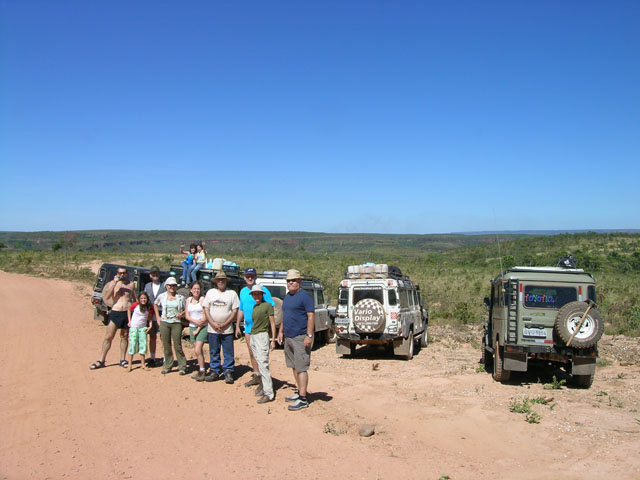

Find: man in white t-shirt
<box><xmin>203</xmin><ymin>270</ymin><xmax>239</xmax><ymax>384</ymax></box>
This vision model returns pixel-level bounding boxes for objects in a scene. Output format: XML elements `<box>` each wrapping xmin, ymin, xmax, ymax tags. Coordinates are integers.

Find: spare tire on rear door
<box><xmin>352</xmin><ymin>298</ymin><xmax>385</xmax><ymax>333</ymax></box>
<box><xmin>554</xmin><ymin>301</ymin><xmax>604</xmax><ymax>349</ymax></box>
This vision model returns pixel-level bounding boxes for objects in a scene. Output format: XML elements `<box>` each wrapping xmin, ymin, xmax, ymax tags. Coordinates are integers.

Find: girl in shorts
<box><xmin>127</xmin><ymin>291</ymin><xmax>153</xmax><ymax>372</ymax></box>
<box><xmin>185</xmin><ymin>282</ymin><xmax>207</xmax><ymax>381</ymax></box>
<box><xmin>179</xmin><ymin>244</ymin><xmax>197</xmax><ymax>287</ymax></box>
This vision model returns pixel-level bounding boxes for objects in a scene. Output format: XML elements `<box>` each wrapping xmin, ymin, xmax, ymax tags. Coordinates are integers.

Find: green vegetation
<box><xmin>509</xmin><ymin>396</ymin><xmax>549</xmax><ymax>423</ymax></box>
<box><xmin>544</xmin><ymin>376</ymin><xmax>567</xmax><ymax>390</ymax></box>
<box><xmin>0</xmin><ymin>230</ymin><xmax>638</xmax><ymax>336</ymax></box>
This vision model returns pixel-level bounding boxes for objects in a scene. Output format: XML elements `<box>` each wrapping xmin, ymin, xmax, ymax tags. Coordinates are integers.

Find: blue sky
<box><xmin>1</xmin><ymin>1</ymin><xmax>638</xmax><ymax>234</ymax></box>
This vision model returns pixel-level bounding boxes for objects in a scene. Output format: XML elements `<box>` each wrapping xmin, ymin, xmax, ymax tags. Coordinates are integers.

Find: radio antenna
<box><xmin>493</xmin><ymin>208</ymin><xmax>504</xmax><ymax>277</ymax></box>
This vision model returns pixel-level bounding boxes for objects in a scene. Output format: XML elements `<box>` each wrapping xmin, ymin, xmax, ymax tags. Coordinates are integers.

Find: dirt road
<box><xmin>1</xmin><ymin>271</ymin><xmax>639</xmax><ymax>480</ymax></box>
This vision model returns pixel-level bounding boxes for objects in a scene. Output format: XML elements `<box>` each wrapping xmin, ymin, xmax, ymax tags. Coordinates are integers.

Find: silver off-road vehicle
<box><xmin>335</xmin><ymin>264</ymin><xmax>428</xmax><ymax>359</ymax></box>
<box><xmin>257</xmin><ymin>271</ymin><xmax>336</xmax><ymax>344</ymax></box>
<box><xmin>482</xmin><ymin>255</ymin><xmax>604</xmax><ymax>388</ymax></box>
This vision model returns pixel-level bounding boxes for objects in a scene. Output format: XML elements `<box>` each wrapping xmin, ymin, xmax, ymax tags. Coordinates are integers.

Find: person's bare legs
<box><xmin>149</xmin><ymin>333</ymin><xmax>157</xmax><ymax>360</ymax></box>
<box><xmin>128</xmin><ymin>352</ymin><xmax>133</xmax><ymax>372</ymax></box>
<box><xmin>120</xmin><ymin>328</ymin><xmax>129</xmax><ymax>363</ymax></box>
<box><xmin>195</xmin><ymin>341</ymin><xmax>205</xmax><ymax>371</ymax></box>
<box><xmin>99</xmin><ymin>321</ymin><xmax>118</xmax><ymax>364</ymax></box>
<box><xmin>292</xmin><ymin>368</ymin><xmax>309</xmax><ymax>397</ymax></box>
<box><xmin>140</xmin><ymin>354</ymin><xmax>146</xmax><ymax>370</ymax></box>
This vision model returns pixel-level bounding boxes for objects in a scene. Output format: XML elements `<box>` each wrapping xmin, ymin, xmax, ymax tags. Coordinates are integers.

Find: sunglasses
<box><xmin>286</xmin><ymin>279</ymin><xmax>300</xmax><ymax>283</ymax></box>
<box><xmin>244</xmin><ymin>275</ymin><xmax>256</xmax><ymax>279</ymax></box>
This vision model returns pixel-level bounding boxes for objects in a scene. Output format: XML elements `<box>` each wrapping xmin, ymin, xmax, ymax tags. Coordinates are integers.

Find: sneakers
<box><xmin>254</xmin><ymin>385</ymin><xmax>264</xmax><ymax>397</ymax></box>
<box><xmin>287</xmin><ymin>398</ymin><xmax>309</xmax><ymax>411</ymax></box>
<box><xmin>257</xmin><ymin>395</ymin><xmax>274</xmax><ymax>404</ymax></box>
<box><xmin>193</xmin><ymin>371</ymin><xmax>206</xmax><ymax>382</ymax></box>
<box><xmin>224</xmin><ymin>371</ymin><xmax>234</xmax><ymax>384</ymax></box>
<box><xmin>191</xmin><ymin>371</ymin><xmax>201</xmax><ymax>379</ymax></box>
<box><xmin>161</xmin><ymin>368</ymin><xmax>171</xmax><ymax>375</ymax></box>
<box><xmin>285</xmin><ymin>393</ymin><xmax>300</xmax><ymax>403</ymax></box>
<box><xmin>178</xmin><ymin>369</ymin><xmax>187</xmax><ymax>376</ymax></box>
<box><xmin>244</xmin><ymin>374</ymin><xmax>261</xmax><ymax>387</ymax></box>
<box><xmin>205</xmin><ymin>372</ymin><xmax>220</xmax><ymax>382</ymax></box>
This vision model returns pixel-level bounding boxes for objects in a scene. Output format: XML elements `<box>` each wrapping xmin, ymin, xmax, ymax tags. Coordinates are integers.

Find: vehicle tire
<box><xmin>349</xmin><ymin>343</ymin><xmax>357</xmax><ymax>357</ymax></box>
<box><xmin>420</xmin><ymin>328</ymin><xmax>428</xmax><ymax>348</ymax></box>
<box><xmin>572</xmin><ymin>372</ymin><xmax>595</xmax><ymax>389</ymax></box>
<box><xmin>94</xmin><ymin>309</ymin><xmax>108</xmax><ymax>325</ymax></box>
<box><xmin>402</xmin><ymin>331</ymin><xmax>414</xmax><ymax>360</ymax></box>
<box><xmin>493</xmin><ymin>339</ymin><xmax>511</xmax><ymax>382</ymax></box>
<box><xmin>554</xmin><ymin>301</ymin><xmax>604</xmax><ymax>349</ymax></box>
<box><xmin>481</xmin><ymin>336</ymin><xmax>493</xmax><ymax>367</ymax></box>
<box><xmin>324</xmin><ymin>322</ymin><xmax>337</xmax><ymax>344</ymax></box>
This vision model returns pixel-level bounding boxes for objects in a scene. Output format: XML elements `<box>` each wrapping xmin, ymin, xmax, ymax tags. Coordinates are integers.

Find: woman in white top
<box><xmin>186</xmin><ymin>282</ymin><xmax>207</xmax><ymax>381</ymax></box>
<box><xmin>153</xmin><ymin>277</ymin><xmax>187</xmax><ymax>375</ymax></box>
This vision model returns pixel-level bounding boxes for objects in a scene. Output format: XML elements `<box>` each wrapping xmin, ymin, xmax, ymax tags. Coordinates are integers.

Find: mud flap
<box><xmin>504</xmin><ymin>352</ymin><xmax>528</xmax><ymax>372</ymax></box>
<box><xmin>393</xmin><ymin>336</ymin><xmax>410</xmax><ymax>356</ymax></box>
<box><xmin>336</xmin><ymin>339</ymin><xmax>351</xmax><ymax>355</ymax></box>
<box><xmin>572</xmin><ymin>357</ymin><xmax>596</xmax><ymax>375</ymax></box>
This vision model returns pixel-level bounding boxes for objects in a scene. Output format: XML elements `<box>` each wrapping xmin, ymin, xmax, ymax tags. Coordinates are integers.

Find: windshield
<box><xmin>263</xmin><ymin>285</ymin><xmax>287</xmax><ymax>300</ymax></box>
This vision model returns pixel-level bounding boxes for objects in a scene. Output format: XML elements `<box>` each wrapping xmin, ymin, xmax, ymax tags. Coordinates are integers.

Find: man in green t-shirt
<box><xmin>249</xmin><ymin>285</ymin><xmax>276</xmax><ymax>403</ymax></box>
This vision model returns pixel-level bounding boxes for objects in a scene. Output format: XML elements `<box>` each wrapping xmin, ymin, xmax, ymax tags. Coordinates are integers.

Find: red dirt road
<box><xmin>1</xmin><ymin>271</ymin><xmax>639</xmax><ymax>479</ymax></box>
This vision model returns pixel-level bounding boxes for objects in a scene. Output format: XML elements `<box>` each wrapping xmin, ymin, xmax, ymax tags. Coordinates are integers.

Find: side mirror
<box><xmin>483</xmin><ymin>297</ymin><xmax>491</xmax><ymax>308</ymax></box>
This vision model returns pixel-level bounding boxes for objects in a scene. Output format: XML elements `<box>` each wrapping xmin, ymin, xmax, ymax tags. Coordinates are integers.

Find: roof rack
<box><xmin>259</xmin><ymin>271</ymin><xmax>320</xmax><ymax>284</ymax></box>
<box><xmin>345</xmin><ymin>264</ymin><xmax>409</xmax><ymax>281</ymax></box>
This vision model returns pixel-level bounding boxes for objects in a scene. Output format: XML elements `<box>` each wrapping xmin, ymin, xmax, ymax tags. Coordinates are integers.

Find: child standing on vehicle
<box><xmin>127</xmin><ymin>291</ymin><xmax>153</xmax><ymax>372</ymax></box>
<box><xmin>180</xmin><ymin>244</ymin><xmax>197</xmax><ymax>287</ymax></box>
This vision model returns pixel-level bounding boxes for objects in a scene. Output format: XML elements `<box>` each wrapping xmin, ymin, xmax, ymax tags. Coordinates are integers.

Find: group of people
<box><xmin>179</xmin><ymin>241</ymin><xmax>207</xmax><ymax>286</ymax></box>
<box><xmin>89</xmin><ymin>265</ymin><xmax>315</xmax><ymax>411</ymax></box>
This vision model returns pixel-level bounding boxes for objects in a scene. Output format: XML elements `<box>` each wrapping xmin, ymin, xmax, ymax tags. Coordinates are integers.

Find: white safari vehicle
<box><xmin>257</xmin><ymin>271</ymin><xmax>336</xmax><ymax>344</ymax></box>
<box><xmin>335</xmin><ymin>264</ymin><xmax>428</xmax><ymax>359</ymax></box>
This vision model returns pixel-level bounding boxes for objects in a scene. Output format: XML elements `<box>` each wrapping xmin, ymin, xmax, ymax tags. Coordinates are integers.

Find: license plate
<box><xmin>523</xmin><ymin>327</ymin><xmax>547</xmax><ymax>338</ymax></box>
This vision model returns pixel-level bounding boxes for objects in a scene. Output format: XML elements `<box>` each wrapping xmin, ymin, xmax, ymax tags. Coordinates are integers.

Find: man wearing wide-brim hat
<box><xmin>203</xmin><ymin>270</ymin><xmax>240</xmax><ymax>384</ymax></box>
<box><xmin>277</xmin><ymin>269</ymin><xmax>315</xmax><ymax>411</ymax></box>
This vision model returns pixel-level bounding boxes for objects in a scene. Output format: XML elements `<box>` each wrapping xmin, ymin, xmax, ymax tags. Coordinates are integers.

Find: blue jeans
<box><xmin>189</xmin><ymin>262</ymin><xmax>203</xmax><ymax>283</ymax></box>
<box><xmin>208</xmin><ymin>332</ymin><xmax>234</xmax><ymax>374</ymax></box>
<box><xmin>180</xmin><ymin>260</ymin><xmax>192</xmax><ymax>284</ymax></box>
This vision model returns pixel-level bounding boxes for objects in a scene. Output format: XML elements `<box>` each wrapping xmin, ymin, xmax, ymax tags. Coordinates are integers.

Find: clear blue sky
<box><xmin>1</xmin><ymin>1</ymin><xmax>638</xmax><ymax>234</ymax></box>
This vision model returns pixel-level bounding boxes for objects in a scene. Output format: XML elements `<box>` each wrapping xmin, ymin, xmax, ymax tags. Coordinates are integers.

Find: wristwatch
<box><xmin>306</xmin><ymin>333</ymin><xmax>313</xmax><ymax>338</ymax></box>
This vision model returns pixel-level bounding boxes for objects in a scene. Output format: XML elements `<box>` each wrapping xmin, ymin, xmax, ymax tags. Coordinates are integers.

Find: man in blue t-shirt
<box><xmin>277</xmin><ymin>269</ymin><xmax>315</xmax><ymax>411</ymax></box>
<box><xmin>236</xmin><ymin>268</ymin><xmax>275</xmax><ymax>387</ymax></box>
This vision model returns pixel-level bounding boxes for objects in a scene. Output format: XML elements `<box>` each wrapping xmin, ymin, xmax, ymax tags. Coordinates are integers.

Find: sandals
<box><xmin>90</xmin><ymin>360</ymin><xmax>105</xmax><ymax>370</ymax></box>
<box><xmin>119</xmin><ymin>360</ymin><xmax>129</xmax><ymax>368</ymax></box>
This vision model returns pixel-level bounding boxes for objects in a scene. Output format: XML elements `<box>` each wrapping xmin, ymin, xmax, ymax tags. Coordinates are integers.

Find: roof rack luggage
<box><xmin>345</xmin><ymin>264</ymin><xmax>406</xmax><ymax>280</ymax></box>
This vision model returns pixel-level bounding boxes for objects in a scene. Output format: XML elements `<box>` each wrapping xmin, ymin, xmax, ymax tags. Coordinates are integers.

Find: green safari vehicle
<box><xmin>482</xmin><ymin>257</ymin><xmax>604</xmax><ymax>388</ymax></box>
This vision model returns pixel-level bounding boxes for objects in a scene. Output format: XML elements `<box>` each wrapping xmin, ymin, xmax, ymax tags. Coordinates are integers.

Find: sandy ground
<box><xmin>1</xmin><ymin>271</ymin><xmax>639</xmax><ymax>480</ymax></box>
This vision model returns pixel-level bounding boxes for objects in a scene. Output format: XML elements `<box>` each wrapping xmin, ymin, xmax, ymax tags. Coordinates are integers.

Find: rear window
<box><xmin>523</xmin><ymin>286</ymin><xmax>577</xmax><ymax>309</ymax></box>
<box><xmin>338</xmin><ymin>289</ymin><xmax>348</xmax><ymax>306</ymax></box>
<box><xmin>353</xmin><ymin>288</ymin><xmax>383</xmax><ymax>305</ymax></box>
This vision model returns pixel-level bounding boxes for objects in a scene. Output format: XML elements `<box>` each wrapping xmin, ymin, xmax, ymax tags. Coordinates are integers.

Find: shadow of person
<box><xmin>309</xmin><ymin>391</ymin><xmax>332</xmax><ymax>403</ymax></box>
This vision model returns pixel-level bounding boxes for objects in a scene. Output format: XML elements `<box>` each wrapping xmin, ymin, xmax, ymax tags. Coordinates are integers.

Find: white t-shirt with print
<box><xmin>203</xmin><ymin>288</ymin><xmax>239</xmax><ymax>335</ymax></box>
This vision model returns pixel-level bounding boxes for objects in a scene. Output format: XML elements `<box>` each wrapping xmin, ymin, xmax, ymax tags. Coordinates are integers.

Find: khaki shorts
<box><xmin>284</xmin><ymin>334</ymin><xmax>311</xmax><ymax>373</ymax></box>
